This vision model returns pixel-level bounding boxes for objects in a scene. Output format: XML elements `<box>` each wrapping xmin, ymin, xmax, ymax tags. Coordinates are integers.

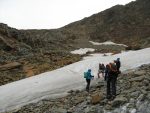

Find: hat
<box><xmin>117</xmin><ymin>58</ymin><xmax>120</xmax><ymax>61</ymax></box>
<box><xmin>88</xmin><ymin>69</ymin><xmax>91</xmax><ymax>72</ymax></box>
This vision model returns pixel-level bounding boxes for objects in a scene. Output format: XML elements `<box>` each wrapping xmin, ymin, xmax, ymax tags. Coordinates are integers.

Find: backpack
<box><xmin>84</xmin><ymin>72</ymin><xmax>88</xmax><ymax>78</ymax></box>
<box><xmin>109</xmin><ymin>63</ymin><xmax>118</xmax><ymax>73</ymax></box>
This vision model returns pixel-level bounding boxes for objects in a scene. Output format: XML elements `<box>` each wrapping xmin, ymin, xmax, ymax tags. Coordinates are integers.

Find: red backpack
<box><xmin>108</xmin><ymin>63</ymin><xmax>118</xmax><ymax>73</ymax></box>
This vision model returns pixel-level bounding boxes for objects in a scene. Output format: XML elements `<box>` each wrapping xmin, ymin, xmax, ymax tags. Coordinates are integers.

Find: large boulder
<box><xmin>91</xmin><ymin>93</ymin><xmax>103</xmax><ymax>105</ymax></box>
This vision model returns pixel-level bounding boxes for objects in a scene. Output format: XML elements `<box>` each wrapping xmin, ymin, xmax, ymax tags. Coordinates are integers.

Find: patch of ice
<box><xmin>71</xmin><ymin>48</ymin><xmax>95</xmax><ymax>55</ymax></box>
<box><xmin>89</xmin><ymin>41</ymin><xmax>128</xmax><ymax>47</ymax></box>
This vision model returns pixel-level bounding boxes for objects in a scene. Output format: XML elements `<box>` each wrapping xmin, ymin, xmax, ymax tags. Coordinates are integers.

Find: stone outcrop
<box><xmin>0</xmin><ymin>62</ymin><xmax>22</xmax><ymax>71</ymax></box>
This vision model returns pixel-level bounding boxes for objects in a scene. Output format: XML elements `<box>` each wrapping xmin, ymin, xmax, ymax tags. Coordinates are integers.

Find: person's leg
<box><xmin>112</xmin><ymin>77</ymin><xmax>117</xmax><ymax>98</ymax></box>
<box><xmin>86</xmin><ymin>79</ymin><xmax>91</xmax><ymax>92</ymax></box>
<box><xmin>104</xmin><ymin>74</ymin><xmax>107</xmax><ymax>81</ymax></box>
<box><xmin>97</xmin><ymin>72</ymin><xmax>100</xmax><ymax>78</ymax></box>
<box><xmin>86</xmin><ymin>79</ymin><xmax>88</xmax><ymax>91</ymax></box>
<box><xmin>117</xmin><ymin>67</ymin><xmax>120</xmax><ymax>72</ymax></box>
<box><xmin>106</xmin><ymin>78</ymin><xmax>111</xmax><ymax>99</ymax></box>
<box><xmin>102</xmin><ymin>72</ymin><xmax>105</xmax><ymax>79</ymax></box>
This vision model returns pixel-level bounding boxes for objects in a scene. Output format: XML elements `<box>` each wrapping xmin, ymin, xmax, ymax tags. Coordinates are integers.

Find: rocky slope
<box><xmin>20</xmin><ymin>0</ymin><xmax>150</xmax><ymax>49</ymax></box>
<box><xmin>61</xmin><ymin>0</ymin><xmax>150</xmax><ymax>48</ymax></box>
<box><xmin>0</xmin><ymin>23</ymin><xmax>81</xmax><ymax>85</ymax></box>
<box><xmin>0</xmin><ymin>0</ymin><xmax>150</xmax><ymax>85</ymax></box>
<box><xmin>5</xmin><ymin>64</ymin><xmax>150</xmax><ymax>113</ymax></box>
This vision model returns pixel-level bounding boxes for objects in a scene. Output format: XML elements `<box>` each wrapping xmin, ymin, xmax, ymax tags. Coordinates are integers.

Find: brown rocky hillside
<box><xmin>61</xmin><ymin>0</ymin><xmax>150</xmax><ymax>48</ymax></box>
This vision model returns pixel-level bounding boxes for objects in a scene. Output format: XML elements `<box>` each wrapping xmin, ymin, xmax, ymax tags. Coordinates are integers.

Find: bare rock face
<box><xmin>0</xmin><ymin>23</ymin><xmax>82</xmax><ymax>86</ymax></box>
<box><xmin>0</xmin><ymin>62</ymin><xmax>22</xmax><ymax>71</ymax></box>
<box><xmin>0</xmin><ymin>23</ymin><xmax>9</xmax><ymax>36</ymax></box>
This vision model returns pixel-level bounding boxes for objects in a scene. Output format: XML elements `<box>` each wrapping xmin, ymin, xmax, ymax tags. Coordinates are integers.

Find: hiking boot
<box><xmin>86</xmin><ymin>89</ymin><xmax>89</xmax><ymax>92</ymax></box>
<box><xmin>106</xmin><ymin>95</ymin><xmax>112</xmax><ymax>100</ymax></box>
<box><xmin>111</xmin><ymin>95</ymin><xmax>116</xmax><ymax>100</ymax></box>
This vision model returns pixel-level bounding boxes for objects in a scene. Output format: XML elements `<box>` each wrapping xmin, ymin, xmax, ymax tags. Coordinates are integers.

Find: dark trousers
<box><xmin>86</xmin><ymin>79</ymin><xmax>91</xmax><ymax>91</ymax></box>
<box><xmin>117</xmin><ymin>67</ymin><xmax>120</xmax><ymax>72</ymax></box>
<box><xmin>106</xmin><ymin>76</ymin><xmax>117</xmax><ymax>97</ymax></box>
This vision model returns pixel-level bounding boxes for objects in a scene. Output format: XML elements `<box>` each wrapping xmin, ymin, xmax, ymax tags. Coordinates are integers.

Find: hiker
<box><xmin>105</xmin><ymin>62</ymin><xmax>119</xmax><ymax>100</ymax></box>
<box><xmin>84</xmin><ymin>69</ymin><xmax>94</xmax><ymax>92</ymax></box>
<box><xmin>104</xmin><ymin>64</ymin><xmax>109</xmax><ymax>81</ymax></box>
<box><xmin>114</xmin><ymin>58</ymin><xmax>121</xmax><ymax>71</ymax></box>
<box><xmin>98</xmin><ymin>63</ymin><xmax>105</xmax><ymax>78</ymax></box>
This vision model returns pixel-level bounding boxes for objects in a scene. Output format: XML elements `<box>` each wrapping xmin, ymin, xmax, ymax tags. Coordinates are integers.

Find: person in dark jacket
<box><xmin>105</xmin><ymin>63</ymin><xmax>118</xmax><ymax>100</ymax></box>
<box><xmin>104</xmin><ymin>64</ymin><xmax>109</xmax><ymax>81</ymax></box>
<box><xmin>115</xmin><ymin>58</ymin><xmax>121</xmax><ymax>71</ymax></box>
<box><xmin>85</xmin><ymin>69</ymin><xmax>94</xmax><ymax>92</ymax></box>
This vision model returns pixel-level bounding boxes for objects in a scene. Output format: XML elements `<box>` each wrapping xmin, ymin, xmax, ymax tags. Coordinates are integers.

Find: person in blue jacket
<box><xmin>85</xmin><ymin>69</ymin><xmax>94</xmax><ymax>92</ymax></box>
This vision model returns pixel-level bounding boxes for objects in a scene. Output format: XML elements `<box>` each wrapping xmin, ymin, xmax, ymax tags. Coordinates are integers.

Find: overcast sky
<box><xmin>0</xmin><ymin>0</ymin><xmax>135</xmax><ymax>29</ymax></box>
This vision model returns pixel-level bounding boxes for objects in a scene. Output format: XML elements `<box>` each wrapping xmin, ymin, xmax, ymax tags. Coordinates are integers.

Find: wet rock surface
<box><xmin>4</xmin><ymin>64</ymin><xmax>150</xmax><ymax>113</ymax></box>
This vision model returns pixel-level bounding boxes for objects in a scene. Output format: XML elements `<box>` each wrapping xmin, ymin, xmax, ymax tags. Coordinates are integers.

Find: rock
<box><xmin>120</xmin><ymin>105</ymin><xmax>128</xmax><ymax>113</ymax></box>
<box><xmin>137</xmin><ymin>101</ymin><xmax>150</xmax><ymax>113</ymax></box>
<box><xmin>129</xmin><ymin>98</ymin><xmax>135</xmax><ymax>105</ymax></box>
<box><xmin>129</xmin><ymin>108</ymin><xmax>136</xmax><ymax>113</ymax></box>
<box><xmin>86</xmin><ymin>106</ymin><xmax>98</xmax><ymax>113</ymax></box>
<box><xmin>68</xmin><ymin>90</ymin><xmax>74</xmax><ymax>94</ymax></box>
<box><xmin>145</xmin><ymin>86</ymin><xmax>150</xmax><ymax>91</ymax></box>
<box><xmin>75</xmin><ymin>90</ymin><xmax>80</xmax><ymax>94</ymax></box>
<box><xmin>26</xmin><ymin>69</ymin><xmax>34</xmax><ymax>77</ymax></box>
<box><xmin>0</xmin><ymin>34</ymin><xmax>16</xmax><ymax>50</ymax></box>
<box><xmin>146</xmin><ymin>93</ymin><xmax>150</xmax><ymax>99</ymax></box>
<box><xmin>51</xmin><ymin>108</ymin><xmax>67</xmax><ymax>113</ymax></box>
<box><xmin>68</xmin><ymin>90</ymin><xmax>80</xmax><ymax>95</ymax></box>
<box><xmin>130</xmin><ymin>91</ymin><xmax>140</xmax><ymax>98</ymax></box>
<box><xmin>104</xmin><ymin>104</ymin><xmax>112</xmax><ymax>110</ymax></box>
<box><xmin>140</xmin><ymin>89</ymin><xmax>147</xmax><ymax>95</ymax></box>
<box><xmin>133</xmin><ymin>70</ymin><xmax>146</xmax><ymax>77</ymax></box>
<box><xmin>137</xmin><ymin>94</ymin><xmax>145</xmax><ymax>101</ymax></box>
<box><xmin>143</xmin><ymin>79</ymin><xmax>149</xmax><ymax>86</ymax></box>
<box><xmin>136</xmin><ymin>100</ymin><xmax>142</xmax><ymax>108</ymax></box>
<box><xmin>23</xmin><ymin>65</ymin><xmax>34</xmax><ymax>71</ymax></box>
<box><xmin>0</xmin><ymin>62</ymin><xmax>22</xmax><ymax>71</ymax></box>
<box><xmin>131</xmin><ymin>81</ymin><xmax>142</xmax><ymax>87</ymax></box>
<box><xmin>67</xmin><ymin>110</ymin><xmax>73</xmax><ymax>113</ymax></box>
<box><xmin>74</xmin><ymin>97</ymin><xmax>84</xmax><ymax>105</ymax></box>
<box><xmin>129</xmin><ymin>76</ymin><xmax>145</xmax><ymax>82</ymax></box>
<box><xmin>112</xmin><ymin>96</ymin><xmax>128</xmax><ymax>107</ymax></box>
<box><xmin>127</xmin><ymin>103</ymin><xmax>135</xmax><ymax>109</ymax></box>
<box><xmin>91</xmin><ymin>93</ymin><xmax>103</xmax><ymax>105</ymax></box>
<box><xmin>100</xmin><ymin>99</ymin><xmax>108</xmax><ymax>105</ymax></box>
<box><xmin>145</xmin><ymin>75</ymin><xmax>150</xmax><ymax>81</ymax></box>
<box><xmin>96</xmin><ymin>81</ymin><xmax>105</xmax><ymax>88</ymax></box>
<box><xmin>86</xmin><ymin>96</ymin><xmax>92</xmax><ymax>104</ymax></box>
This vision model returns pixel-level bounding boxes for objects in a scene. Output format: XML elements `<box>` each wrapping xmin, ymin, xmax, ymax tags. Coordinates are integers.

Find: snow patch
<box><xmin>71</xmin><ymin>48</ymin><xmax>95</xmax><ymax>55</ymax></box>
<box><xmin>89</xmin><ymin>41</ymin><xmax>128</xmax><ymax>47</ymax></box>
